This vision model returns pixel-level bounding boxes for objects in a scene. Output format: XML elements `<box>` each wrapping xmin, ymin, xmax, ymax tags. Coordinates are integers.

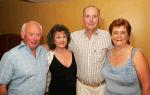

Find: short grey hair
<box><xmin>83</xmin><ymin>5</ymin><xmax>100</xmax><ymax>16</ymax></box>
<box><xmin>21</xmin><ymin>21</ymin><xmax>42</xmax><ymax>33</ymax></box>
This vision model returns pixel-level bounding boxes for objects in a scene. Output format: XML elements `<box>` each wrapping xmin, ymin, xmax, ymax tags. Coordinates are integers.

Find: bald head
<box><xmin>21</xmin><ymin>21</ymin><xmax>42</xmax><ymax>33</ymax></box>
<box><xmin>21</xmin><ymin>21</ymin><xmax>43</xmax><ymax>50</ymax></box>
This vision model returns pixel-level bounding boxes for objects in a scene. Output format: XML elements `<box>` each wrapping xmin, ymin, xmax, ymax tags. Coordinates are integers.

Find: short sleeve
<box><xmin>0</xmin><ymin>52</ymin><xmax>14</xmax><ymax>84</ymax></box>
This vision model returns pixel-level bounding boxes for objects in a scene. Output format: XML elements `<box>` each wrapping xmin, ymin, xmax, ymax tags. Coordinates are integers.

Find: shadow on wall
<box><xmin>98</xmin><ymin>17</ymin><xmax>106</xmax><ymax>30</ymax></box>
<box><xmin>0</xmin><ymin>34</ymin><xmax>22</xmax><ymax>59</ymax></box>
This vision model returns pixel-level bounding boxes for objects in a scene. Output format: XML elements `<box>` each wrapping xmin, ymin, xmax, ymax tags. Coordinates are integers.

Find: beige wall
<box><xmin>0</xmin><ymin>0</ymin><xmax>150</xmax><ymax>62</ymax></box>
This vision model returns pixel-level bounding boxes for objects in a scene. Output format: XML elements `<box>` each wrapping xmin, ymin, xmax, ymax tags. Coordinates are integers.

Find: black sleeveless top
<box><xmin>48</xmin><ymin>52</ymin><xmax>77</xmax><ymax>95</ymax></box>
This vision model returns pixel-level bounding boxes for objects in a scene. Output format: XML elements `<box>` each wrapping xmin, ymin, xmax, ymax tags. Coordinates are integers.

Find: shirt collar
<box><xmin>18</xmin><ymin>41</ymin><xmax>41</xmax><ymax>51</ymax></box>
<box><xmin>83</xmin><ymin>29</ymin><xmax>99</xmax><ymax>36</ymax></box>
<box><xmin>18</xmin><ymin>41</ymin><xmax>26</xmax><ymax>48</ymax></box>
<box><xmin>18</xmin><ymin>41</ymin><xmax>42</xmax><ymax>58</ymax></box>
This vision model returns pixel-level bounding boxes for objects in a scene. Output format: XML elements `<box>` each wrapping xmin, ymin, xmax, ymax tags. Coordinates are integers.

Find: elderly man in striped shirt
<box><xmin>69</xmin><ymin>5</ymin><xmax>112</xmax><ymax>95</ymax></box>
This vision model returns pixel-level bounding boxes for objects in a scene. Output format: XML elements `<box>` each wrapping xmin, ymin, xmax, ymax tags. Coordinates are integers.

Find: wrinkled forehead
<box><xmin>26</xmin><ymin>24</ymin><xmax>42</xmax><ymax>34</ymax></box>
<box><xmin>83</xmin><ymin>6</ymin><xmax>100</xmax><ymax>16</ymax></box>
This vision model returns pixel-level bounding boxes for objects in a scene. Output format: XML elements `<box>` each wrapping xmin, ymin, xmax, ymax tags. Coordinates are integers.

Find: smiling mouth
<box><xmin>116</xmin><ymin>40</ymin><xmax>122</xmax><ymax>41</ymax></box>
<box><xmin>59</xmin><ymin>43</ymin><xmax>65</xmax><ymax>44</ymax></box>
<box><xmin>88</xmin><ymin>24</ymin><xmax>95</xmax><ymax>25</ymax></box>
<box><xmin>31</xmin><ymin>42</ymin><xmax>38</xmax><ymax>45</ymax></box>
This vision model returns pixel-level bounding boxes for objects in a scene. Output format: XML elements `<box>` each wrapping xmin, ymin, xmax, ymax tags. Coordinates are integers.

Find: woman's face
<box><xmin>111</xmin><ymin>25</ymin><xmax>129</xmax><ymax>47</ymax></box>
<box><xmin>54</xmin><ymin>31</ymin><xmax>67</xmax><ymax>49</ymax></box>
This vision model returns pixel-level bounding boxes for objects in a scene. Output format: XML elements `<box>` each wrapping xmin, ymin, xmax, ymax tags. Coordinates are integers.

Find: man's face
<box><xmin>22</xmin><ymin>24</ymin><xmax>42</xmax><ymax>50</ymax></box>
<box><xmin>83</xmin><ymin>7</ymin><xmax>100</xmax><ymax>31</ymax></box>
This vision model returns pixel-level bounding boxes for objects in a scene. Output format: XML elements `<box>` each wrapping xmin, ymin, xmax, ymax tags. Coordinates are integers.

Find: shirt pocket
<box><xmin>14</xmin><ymin>60</ymin><xmax>36</xmax><ymax>78</ymax></box>
<box><xmin>95</xmin><ymin>48</ymin><xmax>108</xmax><ymax>63</ymax></box>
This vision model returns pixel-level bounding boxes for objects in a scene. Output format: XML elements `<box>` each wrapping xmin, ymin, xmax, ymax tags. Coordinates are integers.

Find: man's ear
<box><xmin>82</xmin><ymin>18</ymin><xmax>85</xmax><ymax>25</ymax></box>
<box><xmin>99</xmin><ymin>17</ymin><xmax>101</xmax><ymax>22</ymax></box>
<box><xmin>21</xmin><ymin>31</ymin><xmax>25</xmax><ymax>39</ymax></box>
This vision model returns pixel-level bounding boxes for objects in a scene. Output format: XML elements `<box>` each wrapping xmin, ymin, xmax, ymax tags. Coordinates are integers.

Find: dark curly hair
<box><xmin>47</xmin><ymin>24</ymin><xmax>70</xmax><ymax>50</ymax></box>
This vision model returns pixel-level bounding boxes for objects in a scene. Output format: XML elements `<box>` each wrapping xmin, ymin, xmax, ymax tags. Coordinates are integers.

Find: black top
<box><xmin>48</xmin><ymin>52</ymin><xmax>77</xmax><ymax>95</ymax></box>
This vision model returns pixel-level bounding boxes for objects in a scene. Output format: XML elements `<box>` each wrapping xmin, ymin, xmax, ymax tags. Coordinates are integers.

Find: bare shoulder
<box><xmin>133</xmin><ymin>48</ymin><xmax>149</xmax><ymax>67</ymax></box>
<box><xmin>133</xmin><ymin>48</ymin><xmax>145</xmax><ymax>61</ymax></box>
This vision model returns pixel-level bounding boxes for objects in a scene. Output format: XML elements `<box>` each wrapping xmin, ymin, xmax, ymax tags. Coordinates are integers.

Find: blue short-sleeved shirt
<box><xmin>0</xmin><ymin>42</ymin><xmax>49</xmax><ymax>95</ymax></box>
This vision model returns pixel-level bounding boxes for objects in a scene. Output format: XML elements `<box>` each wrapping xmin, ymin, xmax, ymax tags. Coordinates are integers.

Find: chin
<box><xmin>60</xmin><ymin>46</ymin><xmax>66</xmax><ymax>48</ymax></box>
<box><xmin>30</xmin><ymin>45</ymin><xmax>38</xmax><ymax>49</ymax></box>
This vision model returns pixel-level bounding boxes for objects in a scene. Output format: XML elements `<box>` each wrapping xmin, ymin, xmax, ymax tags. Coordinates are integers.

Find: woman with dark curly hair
<box><xmin>46</xmin><ymin>24</ymin><xmax>77</xmax><ymax>95</ymax></box>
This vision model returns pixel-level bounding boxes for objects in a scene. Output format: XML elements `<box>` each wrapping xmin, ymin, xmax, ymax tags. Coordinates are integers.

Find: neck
<box><xmin>31</xmin><ymin>49</ymin><xmax>36</xmax><ymax>57</ymax></box>
<box><xmin>55</xmin><ymin>47</ymin><xmax>67</xmax><ymax>53</ymax></box>
<box><xmin>114</xmin><ymin>44</ymin><xmax>129</xmax><ymax>50</ymax></box>
<box><xmin>86</xmin><ymin>29</ymin><xmax>96</xmax><ymax>39</ymax></box>
<box><xmin>113</xmin><ymin>44</ymin><xmax>131</xmax><ymax>56</ymax></box>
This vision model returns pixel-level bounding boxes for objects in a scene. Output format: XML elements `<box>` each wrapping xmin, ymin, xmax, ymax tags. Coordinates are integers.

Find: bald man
<box><xmin>0</xmin><ymin>21</ymin><xmax>49</xmax><ymax>95</ymax></box>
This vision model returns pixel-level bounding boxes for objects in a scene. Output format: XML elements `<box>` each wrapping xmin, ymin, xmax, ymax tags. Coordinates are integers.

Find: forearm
<box><xmin>0</xmin><ymin>84</ymin><xmax>7</xmax><ymax>95</ymax></box>
<box><xmin>142</xmin><ymin>86</ymin><xmax>150</xmax><ymax>95</ymax></box>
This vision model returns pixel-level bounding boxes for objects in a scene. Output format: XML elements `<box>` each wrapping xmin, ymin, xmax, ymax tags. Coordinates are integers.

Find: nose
<box><xmin>89</xmin><ymin>17</ymin><xmax>93</xmax><ymax>22</ymax></box>
<box><xmin>61</xmin><ymin>37</ymin><xmax>66</xmax><ymax>41</ymax></box>
<box><xmin>33</xmin><ymin>36</ymin><xmax>38</xmax><ymax>41</ymax></box>
<box><xmin>117</xmin><ymin>33</ymin><xmax>122</xmax><ymax>38</ymax></box>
